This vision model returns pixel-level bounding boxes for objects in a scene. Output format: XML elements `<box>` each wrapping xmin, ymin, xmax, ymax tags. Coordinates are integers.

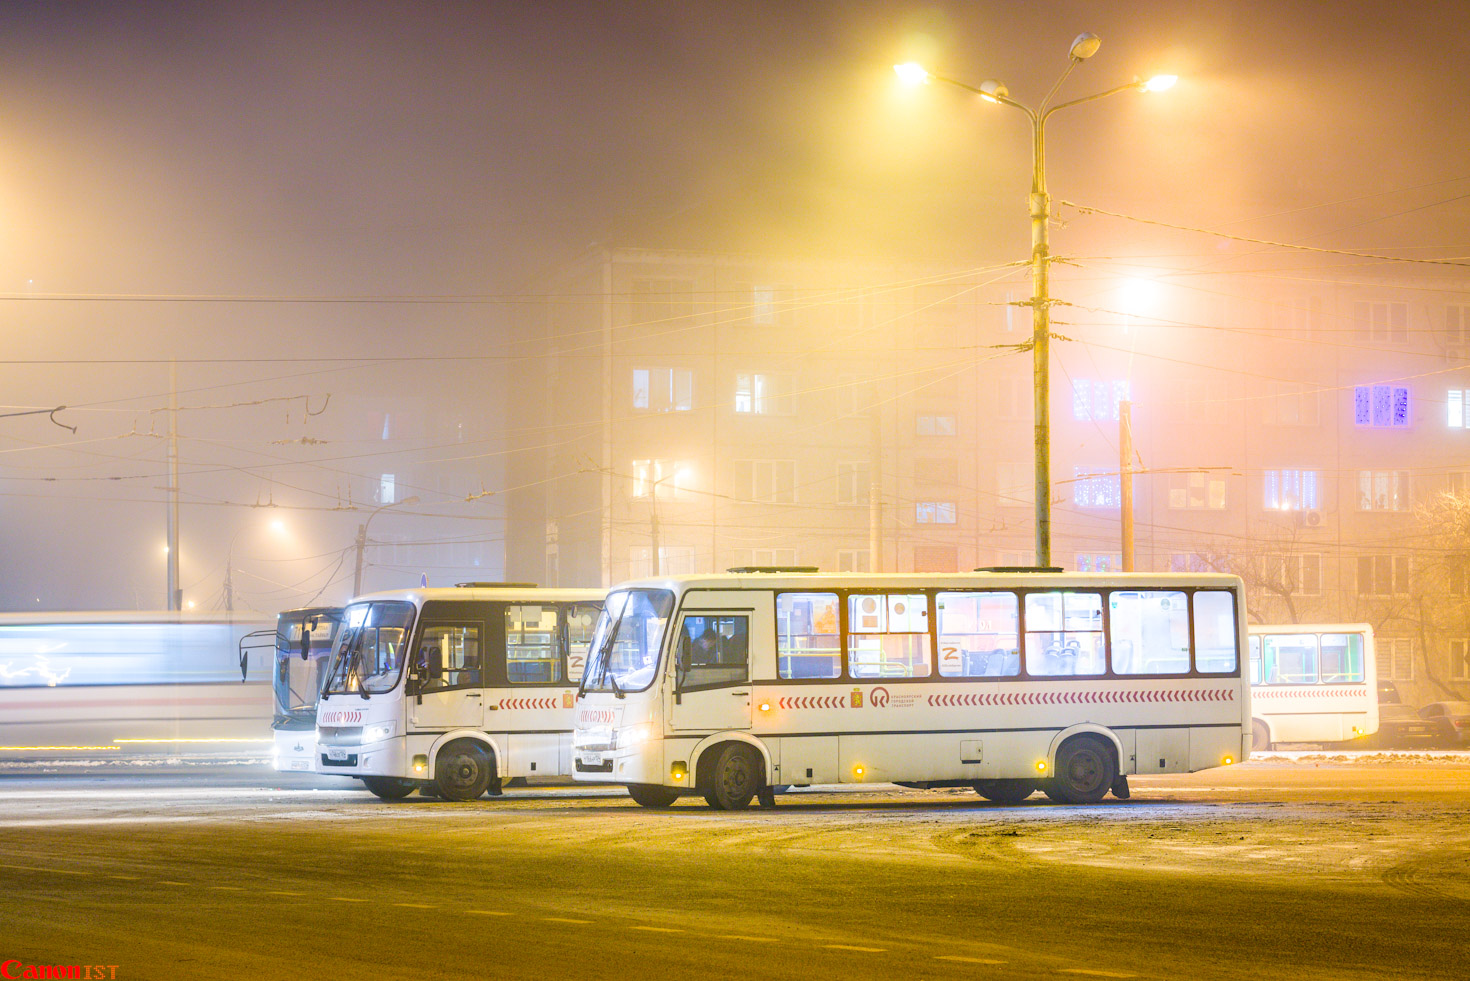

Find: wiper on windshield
<box><xmin>579</xmin><ymin>603</ymin><xmax>626</xmax><ymax>697</ymax></box>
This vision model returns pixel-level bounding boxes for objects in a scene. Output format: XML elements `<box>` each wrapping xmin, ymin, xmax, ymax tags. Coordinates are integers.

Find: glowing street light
<box><xmin>352</xmin><ymin>495</ymin><xmax>421</xmax><ymax>596</ymax></box>
<box><xmin>894</xmin><ymin>34</ymin><xmax>1175</xmax><ymax>566</ymax></box>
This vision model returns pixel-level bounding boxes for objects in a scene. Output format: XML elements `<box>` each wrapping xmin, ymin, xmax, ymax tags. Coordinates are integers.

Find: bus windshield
<box><xmin>273</xmin><ymin>610</ymin><xmax>342</xmax><ymax>726</ymax></box>
<box><xmin>582</xmin><ymin>589</ymin><xmax>674</xmax><ymax>694</ymax></box>
<box><xmin>323</xmin><ymin>601</ymin><xmax>415</xmax><ymax>696</ymax></box>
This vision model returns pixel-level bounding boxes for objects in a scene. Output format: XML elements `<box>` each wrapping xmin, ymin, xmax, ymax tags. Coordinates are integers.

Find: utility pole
<box><xmin>166</xmin><ymin>360</ymin><xmax>182</xmax><ymax>611</ymax></box>
<box><xmin>1120</xmin><ymin>400</ymin><xmax>1135</xmax><ymax>572</ymax></box>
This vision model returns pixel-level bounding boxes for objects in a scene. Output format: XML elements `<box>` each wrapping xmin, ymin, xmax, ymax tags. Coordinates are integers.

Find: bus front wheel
<box><xmin>973</xmin><ymin>779</ymin><xmax>1037</xmax><ymax>803</ymax></box>
<box><xmin>1050</xmin><ymin>737</ymin><xmax>1117</xmax><ymax>804</ymax></box>
<box><xmin>627</xmin><ymin>783</ymin><xmax>681</xmax><ymax>808</ymax></box>
<box><xmin>703</xmin><ymin>744</ymin><xmax>760</xmax><ymax>810</ymax></box>
<box><xmin>1251</xmin><ymin>719</ymin><xmax>1272</xmax><ymax>753</ymax></box>
<box><xmin>361</xmin><ymin>776</ymin><xmax>417</xmax><ymax>800</ymax></box>
<box><xmin>435</xmin><ymin>741</ymin><xmax>494</xmax><ymax>801</ymax></box>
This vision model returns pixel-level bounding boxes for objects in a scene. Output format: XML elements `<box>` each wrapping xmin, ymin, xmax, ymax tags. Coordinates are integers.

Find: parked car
<box><xmin>1365</xmin><ymin>704</ymin><xmax>1439</xmax><ymax>749</ymax></box>
<box><xmin>1417</xmin><ymin>701</ymin><xmax>1470</xmax><ymax>747</ymax></box>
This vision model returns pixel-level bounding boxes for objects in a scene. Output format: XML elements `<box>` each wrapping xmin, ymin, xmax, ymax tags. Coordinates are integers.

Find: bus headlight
<box><xmin>614</xmin><ymin>722</ymin><xmax>655</xmax><ymax>750</ymax></box>
<box><xmin>364</xmin><ymin>722</ymin><xmax>396</xmax><ymax>743</ymax></box>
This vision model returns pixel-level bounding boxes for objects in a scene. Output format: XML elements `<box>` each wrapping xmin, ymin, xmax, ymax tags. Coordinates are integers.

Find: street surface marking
<box><xmin>393</xmin><ymin>902</ymin><xmax>437</xmax><ymax>909</ymax></box>
<box><xmin>543</xmin><ymin>917</ymin><xmax>591</xmax><ymax>924</ymax></box>
<box><xmin>823</xmin><ymin>944</ymin><xmax>886</xmax><ymax>953</ymax></box>
<box><xmin>936</xmin><ymin>956</ymin><xmax>1006</xmax><ymax>964</ymax></box>
<box><xmin>268</xmin><ymin>890</ymin><xmax>305</xmax><ymax>896</ymax></box>
<box><xmin>159</xmin><ymin>881</ymin><xmax>189</xmax><ymax>887</ymax></box>
<box><xmin>108</xmin><ymin>875</ymin><xmax>140</xmax><ymax>880</ymax></box>
<box><xmin>1061</xmin><ymin>971</ymin><xmax>1136</xmax><ymax>978</ymax></box>
<box><xmin>0</xmin><ymin>864</ymin><xmax>88</xmax><ymax>876</ymax></box>
<box><xmin>466</xmin><ymin>910</ymin><xmax>511</xmax><ymax>916</ymax></box>
<box><xmin>209</xmin><ymin>885</ymin><xmax>243</xmax><ymax>891</ymax></box>
<box><xmin>330</xmin><ymin>897</ymin><xmax>369</xmax><ymax>903</ymax></box>
<box><xmin>633</xmin><ymin>926</ymin><xmax>683</xmax><ymax>933</ymax></box>
<box><xmin>717</xmin><ymin>935</ymin><xmax>779</xmax><ymax>943</ymax></box>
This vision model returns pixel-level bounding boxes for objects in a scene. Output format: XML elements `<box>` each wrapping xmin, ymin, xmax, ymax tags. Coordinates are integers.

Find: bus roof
<box><xmin>605</xmin><ymin>570</ymin><xmax>1244</xmax><ymax>593</ymax></box>
<box><xmin>1247</xmin><ymin>622</ymin><xmax>1374</xmax><ymax>635</ymax></box>
<box><xmin>346</xmin><ymin>586</ymin><xmax>605</xmax><ymax>606</ymax></box>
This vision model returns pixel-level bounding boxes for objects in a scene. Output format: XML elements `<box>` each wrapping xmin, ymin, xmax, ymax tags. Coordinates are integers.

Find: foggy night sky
<box><xmin>0</xmin><ymin>0</ymin><xmax>1465</xmax><ymax>301</ymax></box>
<box><xmin>0</xmin><ymin>0</ymin><xmax>1467</xmax><ymax>610</ymax></box>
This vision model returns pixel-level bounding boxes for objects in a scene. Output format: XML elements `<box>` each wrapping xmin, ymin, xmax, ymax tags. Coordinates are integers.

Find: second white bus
<box><xmin>573</xmin><ymin>570</ymin><xmax>1250</xmax><ymax>809</ymax></box>
<box><xmin>1247</xmin><ymin>623</ymin><xmax>1378</xmax><ymax>750</ymax></box>
<box><xmin>316</xmin><ymin>584</ymin><xmax>603</xmax><ymax>800</ymax></box>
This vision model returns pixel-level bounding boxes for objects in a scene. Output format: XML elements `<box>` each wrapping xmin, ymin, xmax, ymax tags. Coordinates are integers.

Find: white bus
<box><xmin>572</xmin><ymin>569</ymin><xmax>1250</xmax><ymax>809</ymax></box>
<box><xmin>238</xmin><ymin>607</ymin><xmax>344</xmax><ymax>772</ymax></box>
<box><xmin>1247</xmin><ymin>623</ymin><xmax>1377</xmax><ymax>750</ymax></box>
<box><xmin>0</xmin><ymin>611</ymin><xmax>274</xmax><ymax>758</ymax></box>
<box><xmin>316</xmin><ymin>584</ymin><xmax>603</xmax><ymax>800</ymax></box>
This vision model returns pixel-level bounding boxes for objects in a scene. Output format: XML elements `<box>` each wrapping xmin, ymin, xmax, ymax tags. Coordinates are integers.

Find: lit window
<box><xmin>1450</xmin><ymin>389</ymin><xmax>1470</xmax><ymax>428</ymax></box>
<box><xmin>734</xmin><ymin>372</ymin><xmax>792</xmax><ymax>415</ymax></box>
<box><xmin>1072</xmin><ymin>379</ymin><xmax>1130</xmax><ymax>422</ymax></box>
<box><xmin>1263</xmin><ymin>470</ymin><xmax>1320</xmax><ymax>510</ymax></box>
<box><xmin>917</xmin><ymin>413</ymin><xmax>957</xmax><ymax>436</ymax></box>
<box><xmin>915</xmin><ymin>501</ymin><xmax>957</xmax><ymax>524</ymax></box>
<box><xmin>1168</xmin><ymin>472</ymin><xmax>1227</xmax><ymax>510</ymax></box>
<box><xmin>1358</xmin><ymin>470</ymin><xmax>1409</xmax><ymax>511</ymax></box>
<box><xmin>1354</xmin><ymin>385</ymin><xmax>1410</xmax><ymax>428</ymax></box>
<box><xmin>632</xmin><ymin>367</ymin><xmax>693</xmax><ymax>412</ymax></box>
<box><xmin>1073</xmin><ymin>468</ymin><xmax>1120</xmax><ymax>508</ymax></box>
<box><xmin>1076</xmin><ymin>554</ymin><xmax>1120</xmax><ymax>573</ymax></box>
<box><xmin>378</xmin><ymin>474</ymin><xmax>396</xmax><ymax>505</ymax></box>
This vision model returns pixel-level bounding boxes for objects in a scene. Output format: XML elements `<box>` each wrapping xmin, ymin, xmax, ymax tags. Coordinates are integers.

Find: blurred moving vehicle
<box><xmin>0</xmin><ymin>611</ymin><xmax>274</xmax><ymax>759</ymax></box>
<box><xmin>1416</xmin><ymin>701</ymin><xmax>1470</xmax><ymax>747</ymax></box>
<box><xmin>1366</xmin><ymin>703</ymin><xmax>1439</xmax><ymax>749</ymax></box>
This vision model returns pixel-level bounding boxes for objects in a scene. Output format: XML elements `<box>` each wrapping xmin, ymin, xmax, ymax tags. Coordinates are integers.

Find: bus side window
<box><xmin>677</xmin><ymin>615</ymin><xmax>749</xmax><ymax>689</ymax></box>
<box><xmin>1193</xmin><ymin>591</ymin><xmax>1239</xmax><ymax>674</ymax></box>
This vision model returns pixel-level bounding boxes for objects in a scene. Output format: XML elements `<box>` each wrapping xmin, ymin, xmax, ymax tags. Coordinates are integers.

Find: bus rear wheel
<box><xmin>627</xmin><ymin>783</ymin><xmax>681</xmax><ymax>808</ymax></box>
<box><xmin>435</xmin><ymin>741</ymin><xmax>493</xmax><ymax>801</ymax></box>
<box><xmin>973</xmin><ymin>779</ymin><xmax>1037</xmax><ymax>803</ymax></box>
<box><xmin>361</xmin><ymin>776</ymin><xmax>417</xmax><ymax>800</ymax></box>
<box><xmin>1050</xmin><ymin>737</ymin><xmax>1117</xmax><ymax>804</ymax></box>
<box><xmin>703</xmin><ymin>744</ymin><xmax>760</xmax><ymax>810</ymax></box>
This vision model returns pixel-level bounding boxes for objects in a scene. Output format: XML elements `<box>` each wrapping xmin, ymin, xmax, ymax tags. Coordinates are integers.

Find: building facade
<box><xmin>506</xmin><ymin>245</ymin><xmax>1470</xmax><ymax>708</ymax></box>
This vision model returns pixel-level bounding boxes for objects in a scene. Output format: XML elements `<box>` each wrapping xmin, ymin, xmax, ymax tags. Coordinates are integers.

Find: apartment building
<box><xmin>505</xmin><ymin>245</ymin><xmax>1470</xmax><ymax>707</ymax></box>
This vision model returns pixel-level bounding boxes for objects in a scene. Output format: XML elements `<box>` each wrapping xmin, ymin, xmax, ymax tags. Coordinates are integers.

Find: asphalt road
<box><xmin>1</xmin><ymin>757</ymin><xmax>1467</xmax><ymax>981</ymax></box>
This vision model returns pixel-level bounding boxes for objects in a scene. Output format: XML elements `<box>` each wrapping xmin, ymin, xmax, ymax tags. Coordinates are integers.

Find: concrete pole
<box><xmin>166</xmin><ymin>360</ymin><xmax>182</xmax><ymax>611</ymax></box>
<box><xmin>1120</xmin><ymin>400</ymin><xmax>1135</xmax><ymax>572</ymax></box>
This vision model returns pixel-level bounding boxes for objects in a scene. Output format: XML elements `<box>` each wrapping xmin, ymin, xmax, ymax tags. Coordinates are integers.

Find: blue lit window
<box><xmin>1072</xmin><ymin>380</ymin><xmax>1130</xmax><ymax>422</ymax></box>
<box><xmin>916</xmin><ymin>501</ymin><xmax>957</xmax><ymax>524</ymax></box>
<box><xmin>1263</xmin><ymin>470</ymin><xmax>1320</xmax><ymax>510</ymax></box>
<box><xmin>1354</xmin><ymin>385</ymin><xmax>1409</xmax><ymax>428</ymax></box>
<box><xmin>1073</xmin><ymin>467</ymin><xmax>1120</xmax><ymax>508</ymax></box>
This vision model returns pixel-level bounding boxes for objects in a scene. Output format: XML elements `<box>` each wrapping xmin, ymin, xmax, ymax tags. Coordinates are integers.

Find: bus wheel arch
<box><xmin>1046</xmin><ymin>728</ymin><xmax>1122</xmax><ymax>805</ymax></box>
<box><xmin>432</xmin><ymin>735</ymin><xmax>498</xmax><ymax>801</ymax></box>
<box><xmin>692</xmin><ymin>735</ymin><xmax>770</xmax><ymax>811</ymax></box>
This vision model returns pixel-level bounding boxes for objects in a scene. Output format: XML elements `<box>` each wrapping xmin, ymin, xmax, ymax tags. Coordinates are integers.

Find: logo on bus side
<box><xmin>869</xmin><ymin>687</ymin><xmax>891</xmax><ymax>708</ymax></box>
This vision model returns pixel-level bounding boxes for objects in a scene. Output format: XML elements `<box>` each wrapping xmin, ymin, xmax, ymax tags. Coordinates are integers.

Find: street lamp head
<box><xmin>1141</xmin><ymin>74</ymin><xmax>1178</xmax><ymax>92</ymax></box>
<box><xmin>893</xmin><ymin>62</ymin><xmax>931</xmax><ymax>86</ymax></box>
<box><xmin>979</xmin><ymin>79</ymin><xmax>1009</xmax><ymax>104</ymax></box>
<box><xmin>398</xmin><ymin>495</ymin><xmax>421</xmax><ymax>507</ymax></box>
<box><xmin>1068</xmin><ymin>32</ymin><xmax>1101</xmax><ymax>61</ymax></box>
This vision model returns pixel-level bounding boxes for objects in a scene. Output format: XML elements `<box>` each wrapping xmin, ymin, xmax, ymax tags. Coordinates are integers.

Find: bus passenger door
<box><xmin>668</xmin><ymin>611</ymin><xmax>752</xmax><ymax>732</ymax></box>
<box><xmin>409</xmin><ymin>622</ymin><xmax>486</xmax><ymax>731</ymax></box>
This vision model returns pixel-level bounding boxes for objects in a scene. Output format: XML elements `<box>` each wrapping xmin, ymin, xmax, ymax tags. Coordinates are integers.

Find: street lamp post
<box><xmin>352</xmin><ymin>495</ymin><xmax>421</xmax><ymax>596</ymax></box>
<box><xmin>647</xmin><ymin>468</ymin><xmax>686</xmax><ymax>577</ymax></box>
<box><xmin>896</xmin><ymin>38</ymin><xmax>1175</xmax><ymax>567</ymax></box>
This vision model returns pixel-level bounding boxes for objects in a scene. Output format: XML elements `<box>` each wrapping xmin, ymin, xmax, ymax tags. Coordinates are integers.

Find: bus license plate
<box><xmin>326</xmin><ymin>748</ymin><xmax>350</xmax><ymax>761</ymax></box>
<box><xmin>579</xmin><ymin>752</ymin><xmax>603</xmax><ymax>766</ymax></box>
